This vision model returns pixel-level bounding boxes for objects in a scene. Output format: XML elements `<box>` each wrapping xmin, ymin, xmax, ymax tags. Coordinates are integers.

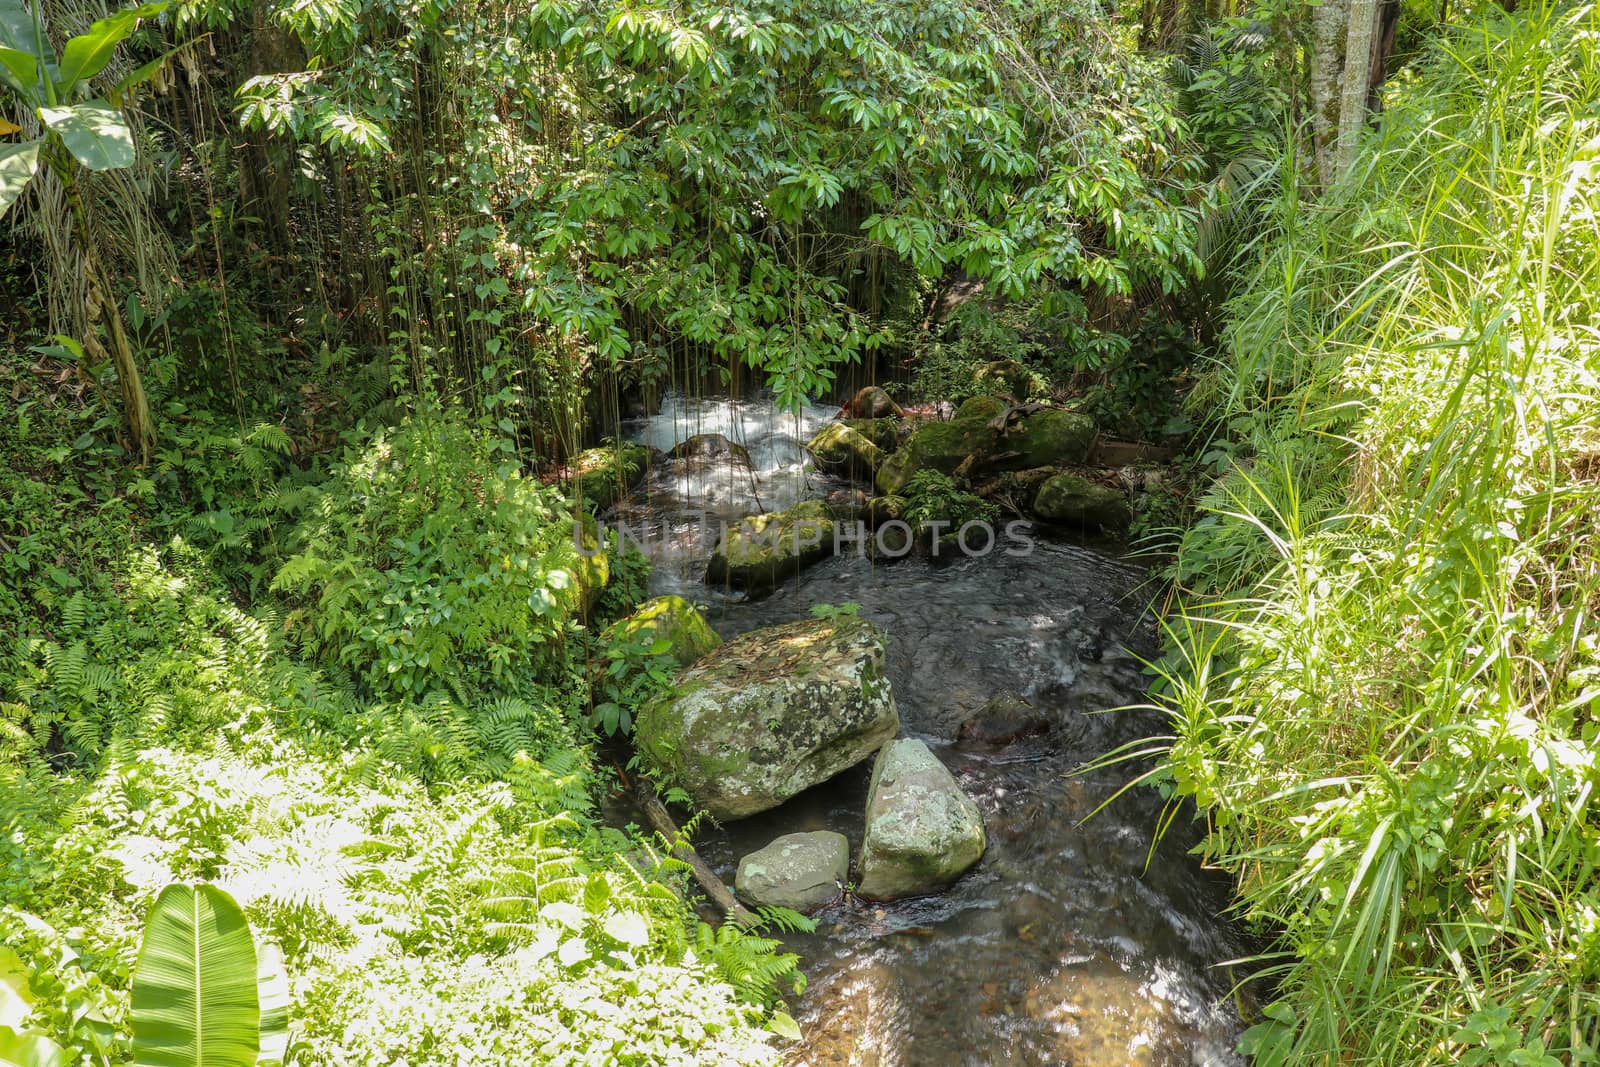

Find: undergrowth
<box><xmin>1154</xmin><ymin>3</ymin><xmax>1600</xmax><ymax>1062</ymax></box>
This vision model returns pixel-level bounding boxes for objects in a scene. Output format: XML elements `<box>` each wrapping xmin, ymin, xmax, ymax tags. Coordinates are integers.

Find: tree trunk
<box><xmin>1337</xmin><ymin>0</ymin><xmax>1380</xmax><ymax>179</ymax></box>
<box><xmin>63</xmin><ymin>166</ymin><xmax>154</xmax><ymax>464</ymax></box>
<box><xmin>1310</xmin><ymin>0</ymin><xmax>1351</xmax><ymax>188</ymax></box>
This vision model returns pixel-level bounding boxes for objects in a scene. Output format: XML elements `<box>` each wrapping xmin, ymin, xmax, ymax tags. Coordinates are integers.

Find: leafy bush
<box><xmin>272</xmin><ymin>410</ymin><xmax>597</xmax><ymax>711</ymax></box>
<box><xmin>902</xmin><ymin>470</ymin><xmax>1000</xmax><ymax>548</ymax></box>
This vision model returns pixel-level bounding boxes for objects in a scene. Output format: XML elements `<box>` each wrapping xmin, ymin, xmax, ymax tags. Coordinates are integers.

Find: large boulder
<box><xmin>1032</xmin><ymin>473</ymin><xmax>1132</xmax><ymax>533</ymax></box>
<box><xmin>806</xmin><ymin>422</ymin><xmax>884</xmax><ymax>478</ymax></box>
<box><xmin>999</xmin><ymin>410</ymin><xmax>1096</xmax><ymax>469</ymax></box>
<box><xmin>735</xmin><ymin>831</ymin><xmax>850</xmax><ymax>912</ymax></box>
<box><xmin>842</xmin><ymin>385</ymin><xmax>904</xmax><ymax>419</ymax></box>
<box><xmin>874</xmin><ymin>418</ymin><xmax>999</xmax><ymax>495</ymax></box>
<box><xmin>601</xmin><ymin>595</ymin><xmax>721</xmax><ymax>665</ymax></box>
<box><xmin>635</xmin><ymin>616</ymin><xmax>899</xmax><ymax>820</ymax></box>
<box><xmin>856</xmin><ymin>738</ymin><xmax>986</xmax><ymax>900</ymax></box>
<box><xmin>841</xmin><ymin>418</ymin><xmax>901</xmax><ymax>452</ymax></box>
<box><xmin>564</xmin><ymin>443</ymin><xmax>652</xmax><ymax>511</ymax></box>
<box><xmin>705</xmin><ymin>500</ymin><xmax>837</xmax><ymax>592</ymax></box>
<box><xmin>955</xmin><ymin>394</ymin><xmax>1009</xmax><ymax>422</ymax></box>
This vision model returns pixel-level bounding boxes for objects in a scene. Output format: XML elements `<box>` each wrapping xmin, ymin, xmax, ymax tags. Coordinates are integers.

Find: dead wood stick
<box><xmin>635</xmin><ymin>777</ymin><xmax>756</xmax><ymax>927</ymax></box>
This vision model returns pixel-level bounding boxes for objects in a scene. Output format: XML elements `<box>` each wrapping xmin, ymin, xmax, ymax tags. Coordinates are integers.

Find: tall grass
<box><xmin>1160</xmin><ymin>3</ymin><xmax>1600</xmax><ymax>1062</ymax></box>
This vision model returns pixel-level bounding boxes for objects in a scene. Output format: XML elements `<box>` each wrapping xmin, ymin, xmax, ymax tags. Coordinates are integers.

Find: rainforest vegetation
<box><xmin>1</xmin><ymin>0</ymin><xmax>1597</xmax><ymax>1062</ymax></box>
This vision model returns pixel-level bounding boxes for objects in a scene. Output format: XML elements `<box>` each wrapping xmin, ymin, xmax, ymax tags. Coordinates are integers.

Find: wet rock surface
<box><xmin>634</xmin><ymin>615</ymin><xmax>898</xmax><ymax>820</ymax></box>
<box><xmin>735</xmin><ymin>831</ymin><xmax>850</xmax><ymax>912</ymax></box>
<box><xmin>857</xmin><ymin>739</ymin><xmax>987</xmax><ymax>901</ymax></box>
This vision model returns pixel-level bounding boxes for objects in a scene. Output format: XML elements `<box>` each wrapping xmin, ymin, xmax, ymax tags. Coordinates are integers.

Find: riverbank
<box><xmin>1157</xmin><ymin>4</ymin><xmax>1600</xmax><ymax>1061</ymax></box>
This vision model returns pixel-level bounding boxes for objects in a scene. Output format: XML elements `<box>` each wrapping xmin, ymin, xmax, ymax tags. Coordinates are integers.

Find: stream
<box><xmin>612</xmin><ymin>393</ymin><xmax>1251</xmax><ymax>1066</ymax></box>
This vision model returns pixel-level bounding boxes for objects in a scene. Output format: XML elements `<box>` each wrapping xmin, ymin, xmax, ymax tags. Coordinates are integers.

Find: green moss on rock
<box><xmin>806</xmin><ymin>422</ymin><xmax>884</xmax><ymax>478</ymax></box>
<box><xmin>1031</xmin><ymin>472</ymin><xmax>1131</xmax><ymax>532</ymax></box>
<box><xmin>1000</xmin><ymin>410</ymin><xmax>1096</xmax><ymax>469</ymax></box>
<box><xmin>706</xmin><ymin>500</ymin><xmax>836</xmax><ymax>592</ymax></box>
<box><xmin>602</xmin><ymin>594</ymin><xmax>721</xmax><ymax>665</ymax></box>
<box><xmin>564</xmin><ymin>444</ymin><xmax>651</xmax><ymax>511</ymax></box>
<box><xmin>874</xmin><ymin>418</ymin><xmax>999</xmax><ymax>494</ymax></box>
<box><xmin>634</xmin><ymin>616</ymin><xmax>900</xmax><ymax>820</ymax></box>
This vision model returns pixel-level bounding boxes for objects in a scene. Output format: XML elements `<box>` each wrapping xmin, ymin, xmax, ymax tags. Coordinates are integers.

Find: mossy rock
<box><xmin>955</xmin><ymin>395</ymin><xmax>1008</xmax><ymax>422</ymax></box>
<box><xmin>601</xmin><ymin>595</ymin><xmax>721</xmax><ymax>665</ymax></box>
<box><xmin>874</xmin><ymin>418</ymin><xmax>1000</xmax><ymax>495</ymax></box>
<box><xmin>635</xmin><ymin>616</ymin><xmax>900</xmax><ymax>820</ymax></box>
<box><xmin>806</xmin><ymin>422</ymin><xmax>885</xmax><ymax>479</ymax></box>
<box><xmin>1031</xmin><ymin>473</ymin><xmax>1131</xmax><ymax>532</ymax></box>
<box><xmin>841</xmin><ymin>418</ymin><xmax>901</xmax><ymax>452</ymax></box>
<box><xmin>856</xmin><ymin>738</ymin><xmax>986</xmax><ymax>900</ymax></box>
<box><xmin>564</xmin><ymin>444</ymin><xmax>651</xmax><ymax>511</ymax></box>
<box><xmin>735</xmin><ymin>831</ymin><xmax>850</xmax><ymax>912</ymax></box>
<box><xmin>999</xmin><ymin>410</ymin><xmax>1096</xmax><ymax>470</ymax></box>
<box><xmin>670</xmin><ymin>433</ymin><xmax>752</xmax><ymax>466</ymax></box>
<box><xmin>842</xmin><ymin>385</ymin><xmax>904</xmax><ymax>418</ymax></box>
<box><xmin>548</xmin><ymin>515</ymin><xmax>611</xmax><ymax>621</ymax></box>
<box><xmin>864</xmin><ymin>495</ymin><xmax>907</xmax><ymax>528</ymax></box>
<box><xmin>705</xmin><ymin>499</ymin><xmax>837</xmax><ymax>592</ymax></box>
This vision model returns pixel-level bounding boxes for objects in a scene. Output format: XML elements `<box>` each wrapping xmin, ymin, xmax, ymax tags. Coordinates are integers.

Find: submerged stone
<box><xmin>705</xmin><ymin>499</ymin><xmax>837</xmax><ymax>592</ymax></box>
<box><xmin>1032</xmin><ymin>473</ymin><xmax>1131</xmax><ymax>533</ymax></box>
<box><xmin>670</xmin><ymin>433</ymin><xmax>753</xmax><ymax>467</ymax></box>
<box><xmin>635</xmin><ymin>616</ymin><xmax>899</xmax><ymax>820</ymax></box>
<box><xmin>735</xmin><ymin>831</ymin><xmax>850</xmax><ymax>911</ymax></box>
<box><xmin>601</xmin><ymin>594</ymin><xmax>721</xmax><ymax>665</ymax></box>
<box><xmin>957</xmin><ymin>690</ymin><xmax>1051</xmax><ymax>747</ymax></box>
<box><xmin>856</xmin><ymin>738</ymin><xmax>986</xmax><ymax>900</ymax></box>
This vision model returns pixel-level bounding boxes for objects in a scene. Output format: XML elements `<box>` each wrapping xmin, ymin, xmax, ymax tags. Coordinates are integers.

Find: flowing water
<box><xmin>614</xmin><ymin>394</ymin><xmax>1251</xmax><ymax>1066</ymax></box>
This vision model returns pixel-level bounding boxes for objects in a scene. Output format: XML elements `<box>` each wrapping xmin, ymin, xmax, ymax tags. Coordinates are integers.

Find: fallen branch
<box><xmin>635</xmin><ymin>777</ymin><xmax>756</xmax><ymax>927</ymax></box>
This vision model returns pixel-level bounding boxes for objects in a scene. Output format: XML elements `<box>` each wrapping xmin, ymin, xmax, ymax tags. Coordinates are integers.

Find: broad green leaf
<box><xmin>601</xmin><ymin>911</ymin><xmax>649</xmax><ymax>947</ymax></box>
<box><xmin>55</xmin><ymin>3</ymin><xmax>168</xmax><ymax>92</ymax></box>
<box><xmin>130</xmin><ymin>884</ymin><xmax>260</xmax><ymax>1067</ymax></box>
<box><xmin>0</xmin><ymin>2</ymin><xmax>47</xmax><ymax>60</ymax></box>
<box><xmin>0</xmin><ymin>139</ymin><xmax>40</xmax><ymax>220</ymax></box>
<box><xmin>0</xmin><ymin>950</ymin><xmax>34</xmax><ymax>1030</ymax></box>
<box><xmin>0</xmin><ymin>44</ymin><xmax>39</xmax><ymax>98</ymax></box>
<box><xmin>0</xmin><ymin>1025</ymin><xmax>69</xmax><ymax>1067</ymax></box>
<box><xmin>39</xmin><ymin>103</ymin><xmax>132</xmax><ymax>171</ymax></box>
<box><xmin>253</xmin><ymin>944</ymin><xmax>288</xmax><ymax>1067</ymax></box>
<box><xmin>767</xmin><ymin>1010</ymin><xmax>802</xmax><ymax>1041</ymax></box>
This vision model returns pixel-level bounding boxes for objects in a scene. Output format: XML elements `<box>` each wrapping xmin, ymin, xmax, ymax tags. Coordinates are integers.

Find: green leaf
<box><xmin>0</xmin><ymin>139</ymin><xmax>40</xmax><ymax>220</ymax></box>
<box><xmin>601</xmin><ymin>911</ymin><xmax>649</xmax><ymax>948</ymax></box>
<box><xmin>55</xmin><ymin>3</ymin><xmax>168</xmax><ymax>92</ymax></box>
<box><xmin>0</xmin><ymin>2</ymin><xmax>47</xmax><ymax>62</ymax></box>
<box><xmin>253</xmin><ymin>944</ymin><xmax>288</xmax><ymax>1066</ymax></box>
<box><xmin>130</xmin><ymin>883</ymin><xmax>261</xmax><ymax>1067</ymax></box>
<box><xmin>0</xmin><ymin>45</ymin><xmax>40</xmax><ymax>98</ymax></box>
<box><xmin>0</xmin><ymin>949</ymin><xmax>34</xmax><ymax>1030</ymax></box>
<box><xmin>0</xmin><ymin>1025</ymin><xmax>70</xmax><ymax>1067</ymax></box>
<box><xmin>767</xmin><ymin>1010</ymin><xmax>802</xmax><ymax>1041</ymax></box>
<box><xmin>40</xmin><ymin>103</ymin><xmax>133</xmax><ymax>171</ymax></box>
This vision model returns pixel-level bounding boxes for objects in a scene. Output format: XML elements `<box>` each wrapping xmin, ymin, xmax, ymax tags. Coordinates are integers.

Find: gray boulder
<box><xmin>735</xmin><ymin>831</ymin><xmax>850</xmax><ymax>911</ymax></box>
<box><xmin>857</xmin><ymin>739</ymin><xmax>986</xmax><ymax>900</ymax></box>
<box><xmin>635</xmin><ymin>616</ymin><xmax>899</xmax><ymax>820</ymax></box>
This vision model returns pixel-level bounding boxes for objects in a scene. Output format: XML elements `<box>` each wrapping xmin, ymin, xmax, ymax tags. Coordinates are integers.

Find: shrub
<box><xmin>272</xmin><ymin>410</ymin><xmax>599</xmax><ymax>710</ymax></box>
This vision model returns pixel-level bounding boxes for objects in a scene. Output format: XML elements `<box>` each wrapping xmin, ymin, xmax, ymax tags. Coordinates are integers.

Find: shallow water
<box><xmin>616</xmin><ymin>394</ymin><xmax>1250</xmax><ymax>1066</ymax></box>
